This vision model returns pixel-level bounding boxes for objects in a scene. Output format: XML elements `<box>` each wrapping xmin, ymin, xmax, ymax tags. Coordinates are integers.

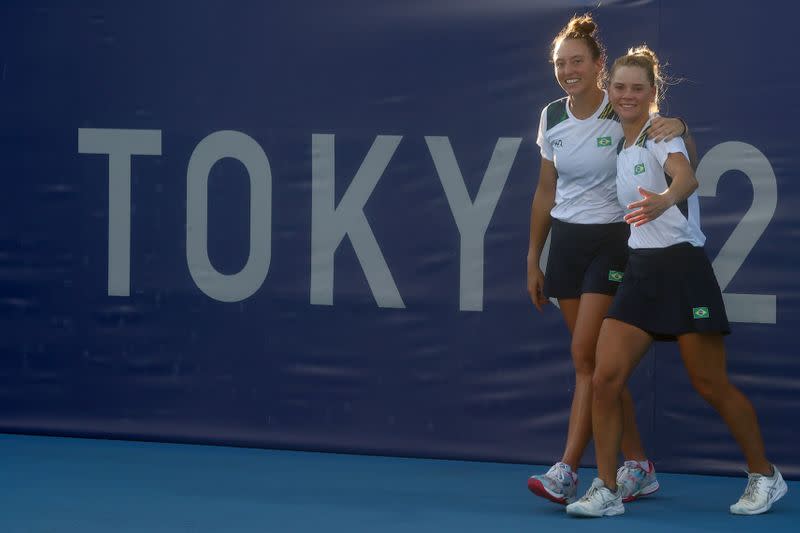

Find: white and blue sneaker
<box><xmin>527</xmin><ymin>462</ymin><xmax>578</xmax><ymax>505</ymax></box>
<box><xmin>566</xmin><ymin>478</ymin><xmax>625</xmax><ymax>517</ymax></box>
<box><xmin>730</xmin><ymin>464</ymin><xmax>788</xmax><ymax>515</ymax></box>
<box><xmin>617</xmin><ymin>460</ymin><xmax>660</xmax><ymax>502</ymax></box>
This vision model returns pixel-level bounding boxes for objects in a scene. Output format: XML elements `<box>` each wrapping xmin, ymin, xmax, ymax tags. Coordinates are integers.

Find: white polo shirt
<box><xmin>616</xmin><ymin>120</ymin><xmax>705</xmax><ymax>249</ymax></box>
<box><xmin>536</xmin><ymin>91</ymin><xmax>625</xmax><ymax>224</ymax></box>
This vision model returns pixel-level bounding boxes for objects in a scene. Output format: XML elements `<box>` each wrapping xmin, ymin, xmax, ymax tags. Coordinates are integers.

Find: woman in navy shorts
<box><xmin>526</xmin><ymin>13</ymin><xmax>693</xmax><ymax>505</ymax></box>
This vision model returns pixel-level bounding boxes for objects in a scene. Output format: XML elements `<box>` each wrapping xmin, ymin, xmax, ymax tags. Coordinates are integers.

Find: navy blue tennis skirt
<box><xmin>607</xmin><ymin>242</ymin><xmax>730</xmax><ymax>341</ymax></box>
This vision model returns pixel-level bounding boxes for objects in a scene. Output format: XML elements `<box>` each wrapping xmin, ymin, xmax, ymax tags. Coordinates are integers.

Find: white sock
<box><xmin>638</xmin><ymin>460</ymin><xmax>652</xmax><ymax>472</ymax></box>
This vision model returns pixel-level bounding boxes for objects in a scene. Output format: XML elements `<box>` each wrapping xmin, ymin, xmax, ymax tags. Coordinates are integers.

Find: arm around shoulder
<box><xmin>663</xmin><ymin>151</ymin><xmax>698</xmax><ymax>204</ymax></box>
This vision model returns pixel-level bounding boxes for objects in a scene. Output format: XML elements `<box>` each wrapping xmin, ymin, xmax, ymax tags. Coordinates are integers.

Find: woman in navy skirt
<box><xmin>566</xmin><ymin>45</ymin><xmax>787</xmax><ymax>517</ymax></box>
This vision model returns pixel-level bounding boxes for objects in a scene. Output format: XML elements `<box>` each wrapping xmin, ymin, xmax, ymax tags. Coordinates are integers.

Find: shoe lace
<box><xmin>616</xmin><ymin>461</ymin><xmax>641</xmax><ymax>487</ymax></box>
<box><xmin>741</xmin><ymin>475</ymin><xmax>763</xmax><ymax>502</ymax></box>
<box><xmin>547</xmin><ymin>463</ymin><xmax>569</xmax><ymax>483</ymax></box>
<box><xmin>579</xmin><ymin>484</ymin><xmax>603</xmax><ymax>503</ymax></box>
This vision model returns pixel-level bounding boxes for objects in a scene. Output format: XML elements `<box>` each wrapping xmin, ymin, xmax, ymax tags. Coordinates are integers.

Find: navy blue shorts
<box><xmin>607</xmin><ymin>243</ymin><xmax>731</xmax><ymax>341</ymax></box>
<box><xmin>543</xmin><ymin>219</ymin><xmax>630</xmax><ymax>299</ymax></box>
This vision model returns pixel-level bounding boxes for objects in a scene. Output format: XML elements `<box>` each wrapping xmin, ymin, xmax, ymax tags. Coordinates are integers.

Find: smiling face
<box><xmin>609</xmin><ymin>64</ymin><xmax>657</xmax><ymax>123</ymax></box>
<box><xmin>552</xmin><ymin>38</ymin><xmax>603</xmax><ymax>98</ymax></box>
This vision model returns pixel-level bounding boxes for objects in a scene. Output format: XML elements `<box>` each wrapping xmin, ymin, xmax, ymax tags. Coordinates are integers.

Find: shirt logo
<box><xmin>634</xmin><ymin>163</ymin><xmax>646</xmax><ymax>175</ymax></box>
<box><xmin>597</xmin><ymin>136</ymin><xmax>612</xmax><ymax>147</ymax></box>
<box><xmin>608</xmin><ymin>270</ymin><xmax>624</xmax><ymax>282</ymax></box>
<box><xmin>693</xmin><ymin>307</ymin><xmax>710</xmax><ymax>319</ymax></box>
<box><xmin>552</xmin><ymin>139</ymin><xmax>563</xmax><ymax>149</ymax></box>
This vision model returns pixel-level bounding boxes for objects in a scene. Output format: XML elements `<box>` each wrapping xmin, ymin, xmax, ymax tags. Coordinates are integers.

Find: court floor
<box><xmin>1</xmin><ymin>433</ymin><xmax>795</xmax><ymax>532</ymax></box>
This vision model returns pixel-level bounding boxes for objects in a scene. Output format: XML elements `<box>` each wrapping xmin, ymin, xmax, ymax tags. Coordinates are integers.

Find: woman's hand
<box><xmin>648</xmin><ymin>116</ymin><xmax>686</xmax><ymax>143</ymax></box>
<box><xmin>624</xmin><ymin>186</ymin><xmax>675</xmax><ymax>226</ymax></box>
<box><xmin>527</xmin><ymin>261</ymin><xmax>548</xmax><ymax>312</ymax></box>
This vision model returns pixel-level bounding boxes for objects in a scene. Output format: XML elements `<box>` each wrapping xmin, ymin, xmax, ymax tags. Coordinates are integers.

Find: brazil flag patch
<box><xmin>608</xmin><ymin>270</ymin><xmax>624</xmax><ymax>282</ymax></box>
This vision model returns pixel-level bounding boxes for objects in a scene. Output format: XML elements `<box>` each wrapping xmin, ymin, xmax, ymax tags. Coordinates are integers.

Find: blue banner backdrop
<box><xmin>1</xmin><ymin>1</ymin><xmax>798</xmax><ymax>477</ymax></box>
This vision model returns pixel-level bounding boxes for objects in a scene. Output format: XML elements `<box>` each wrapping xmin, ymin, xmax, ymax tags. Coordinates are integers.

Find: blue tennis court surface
<box><xmin>2</xmin><ymin>434</ymin><xmax>795</xmax><ymax>532</ymax></box>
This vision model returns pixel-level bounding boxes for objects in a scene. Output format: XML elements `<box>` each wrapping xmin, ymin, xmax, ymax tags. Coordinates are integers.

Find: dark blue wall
<box><xmin>1</xmin><ymin>1</ymin><xmax>797</xmax><ymax>477</ymax></box>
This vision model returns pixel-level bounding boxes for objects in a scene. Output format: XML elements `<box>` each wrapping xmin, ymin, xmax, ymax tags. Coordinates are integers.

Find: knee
<box><xmin>690</xmin><ymin>375</ymin><xmax>729</xmax><ymax>406</ymax></box>
<box><xmin>592</xmin><ymin>370</ymin><xmax>624</xmax><ymax>402</ymax></box>
<box><xmin>571</xmin><ymin>339</ymin><xmax>596</xmax><ymax>378</ymax></box>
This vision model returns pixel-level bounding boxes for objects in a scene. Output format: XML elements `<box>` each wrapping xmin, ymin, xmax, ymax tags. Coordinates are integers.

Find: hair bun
<box><xmin>628</xmin><ymin>45</ymin><xmax>659</xmax><ymax>66</ymax></box>
<box><xmin>568</xmin><ymin>15</ymin><xmax>596</xmax><ymax>37</ymax></box>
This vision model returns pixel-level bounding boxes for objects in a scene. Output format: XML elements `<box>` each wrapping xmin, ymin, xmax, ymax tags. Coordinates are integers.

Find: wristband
<box><xmin>678</xmin><ymin>117</ymin><xmax>689</xmax><ymax>138</ymax></box>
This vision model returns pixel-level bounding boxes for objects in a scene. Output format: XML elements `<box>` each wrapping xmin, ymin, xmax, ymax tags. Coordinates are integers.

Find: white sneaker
<box><xmin>617</xmin><ymin>460</ymin><xmax>660</xmax><ymax>502</ymax></box>
<box><xmin>730</xmin><ymin>464</ymin><xmax>788</xmax><ymax>515</ymax></box>
<box><xmin>566</xmin><ymin>478</ymin><xmax>625</xmax><ymax>517</ymax></box>
<box><xmin>527</xmin><ymin>462</ymin><xmax>578</xmax><ymax>504</ymax></box>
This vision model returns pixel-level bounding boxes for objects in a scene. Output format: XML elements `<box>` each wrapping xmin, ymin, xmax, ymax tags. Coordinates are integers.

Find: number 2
<box><xmin>696</xmin><ymin>141</ymin><xmax>777</xmax><ymax>324</ymax></box>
